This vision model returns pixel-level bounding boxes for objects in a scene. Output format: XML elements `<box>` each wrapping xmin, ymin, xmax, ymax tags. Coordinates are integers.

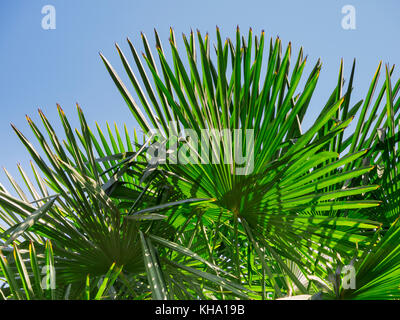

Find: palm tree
<box><xmin>0</xmin><ymin>27</ymin><xmax>399</xmax><ymax>300</ymax></box>
<box><xmin>99</xmin><ymin>27</ymin><xmax>398</xmax><ymax>298</ymax></box>
<box><xmin>0</xmin><ymin>105</ymin><xmax>251</xmax><ymax>299</ymax></box>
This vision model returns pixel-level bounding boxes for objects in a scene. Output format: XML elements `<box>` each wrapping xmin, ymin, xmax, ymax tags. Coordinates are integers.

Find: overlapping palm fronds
<box><xmin>0</xmin><ymin>241</ymin><xmax>123</xmax><ymax>300</ymax></box>
<box><xmin>0</xmin><ymin>105</ymin><xmax>253</xmax><ymax>300</ymax></box>
<box><xmin>0</xmin><ymin>27</ymin><xmax>399</xmax><ymax>300</ymax></box>
<box><xmin>99</xmin><ymin>27</ymin><xmax>399</xmax><ymax>298</ymax></box>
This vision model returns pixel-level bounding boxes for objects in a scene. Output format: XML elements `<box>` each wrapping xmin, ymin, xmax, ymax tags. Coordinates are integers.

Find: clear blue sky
<box><xmin>0</xmin><ymin>0</ymin><xmax>399</xmax><ymax>190</ymax></box>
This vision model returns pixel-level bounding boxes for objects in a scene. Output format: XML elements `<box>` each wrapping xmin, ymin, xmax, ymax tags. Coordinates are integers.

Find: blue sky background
<box><xmin>0</xmin><ymin>0</ymin><xmax>399</xmax><ymax>191</ymax></box>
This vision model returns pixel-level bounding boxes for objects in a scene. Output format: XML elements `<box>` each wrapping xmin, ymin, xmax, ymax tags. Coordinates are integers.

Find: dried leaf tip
<box><xmin>57</xmin><ymin>104</ymin><xmax>65</xmax><ymax>116</ymax></box>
